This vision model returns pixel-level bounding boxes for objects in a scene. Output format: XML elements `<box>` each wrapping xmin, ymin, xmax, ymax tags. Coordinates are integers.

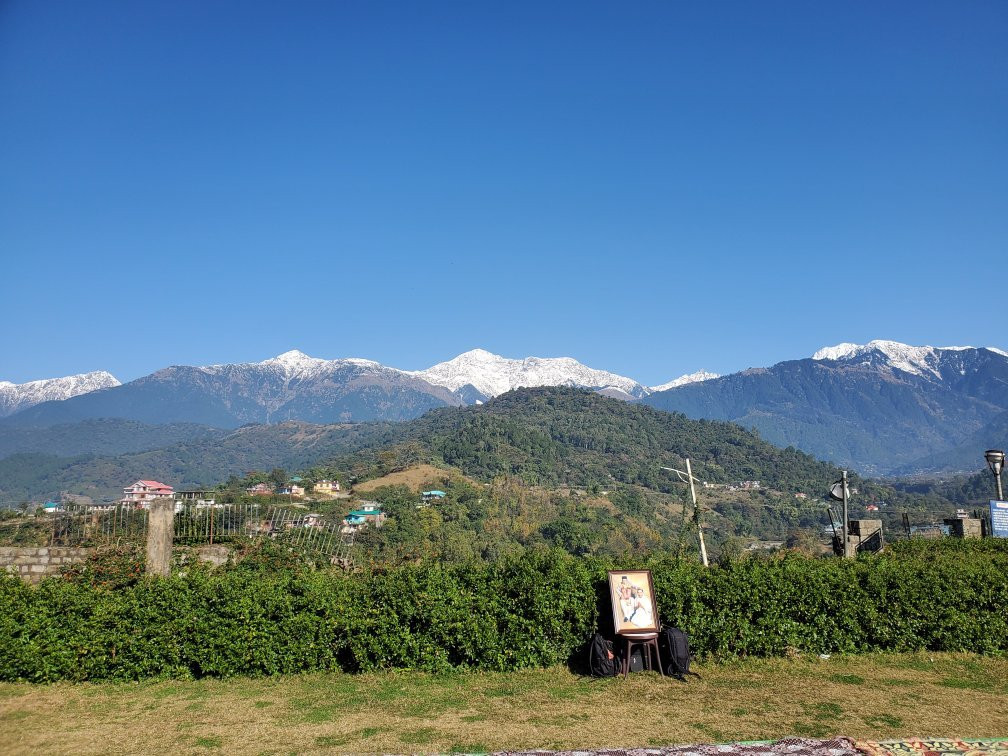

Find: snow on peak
<box><xmin>212</xmin><ymin>350</ymin><xmax>383</xmax><ymax>375</ymax></box>
<box><xmin>810</xmin><ymin>340</ymin><xmax>1008</xmax><ymax>379</ymax></box>
<box><xmin>650</xmin><ymin>371</ymin><xmax>720</xmax><ymax>393</ymax></box>
<box><xmin>193</xmin><ymin>350</ymin><xmax>396</xmax><ymax>384</ymax></box>
<box><xmin>266</xmin><ymin>349</ymin><xmax>326</xmax><ymax>371</ymax></box>
<box><xmin>413</xmin><ymin>349</ymin><xmax>647</xmax><ymax>398</ymax></box>
<box><xmin>235</xmin><ymin>349</ymin><xmax>330</xmax><ymax>379</ymax></box>
<box><xmin>813</xmin><ymin>340</ymin><xmax>943</xmax><ymax>377</ymax></box>
<box><xmin>811</xmin><ymin>342</ymin><xmax>863</xmax><ymax>361</ymax></box>
<box><xmin>0</xmin><ymin>370</ymin><xmax>121</xmax><ymax>417</ymax></box>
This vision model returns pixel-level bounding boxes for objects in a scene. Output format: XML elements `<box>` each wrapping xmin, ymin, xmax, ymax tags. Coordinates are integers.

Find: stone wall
<box><xmin>196</xmin><ymin>544</ymin><xmax>234</xmax><ymax>567</ymax></box>
<box><xmin>0</xmin><ymin>546</ymin><xmax>93</xmax><ymax>584</ymax></box>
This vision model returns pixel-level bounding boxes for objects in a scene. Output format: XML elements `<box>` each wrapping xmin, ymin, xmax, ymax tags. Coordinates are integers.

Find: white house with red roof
<box><xmin>120</xmin><ymin>479</ymin><xmax>174</xmax><ymax>508</ymax></box>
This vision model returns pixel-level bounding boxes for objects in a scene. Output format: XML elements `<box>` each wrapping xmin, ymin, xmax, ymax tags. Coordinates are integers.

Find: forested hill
<box><xmin>402</xmin><ymin>387</ymin><xmax>844</xmax><ymax>494</ymax></box>
<box><xmin>1</xmin><ymin>387</ymin><xmax>953</xmax><ymax>510</ymax></box>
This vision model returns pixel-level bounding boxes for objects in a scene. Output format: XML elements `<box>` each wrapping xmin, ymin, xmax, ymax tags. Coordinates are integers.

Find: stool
<box><xmin>618</xmin><ymin>631</ymin><xmax>664</xmax><ymax>678</ymax></box>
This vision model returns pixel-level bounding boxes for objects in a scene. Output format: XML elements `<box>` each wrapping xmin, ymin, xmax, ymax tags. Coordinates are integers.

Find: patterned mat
<box><xmin>492</xmin><ymin>736</ymin><xmax>861</xmax><ymax>756</ymax></box>
<box><xmin>488</xmin><ymin>738</ymin><xmax>1008</xmax><ymax>756</ymax></box>
<box><xmin>855</xmin><ymin>739</ymin><xmax>1008</xmax><ymax>756</ymax></box>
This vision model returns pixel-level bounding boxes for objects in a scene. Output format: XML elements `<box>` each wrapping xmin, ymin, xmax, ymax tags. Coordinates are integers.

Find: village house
<box><xmin>417</xmin><ymin>490</ymin><xmax>446</xmax><ymax>509</ymax></box>
<box><xmin>343</xmin><ymin>501</ymin><xmax>385</xmax><ymax>531</ymax></box>
<box><xmin>174</xmin><ymin>490</ymin><xmax>217</xmax><ymax>509</ymax></box>
<box><xmin>120</xmin><ymin>480</ymin><xmax>174</xmax><ymax>508</ymax></box>
<box><xmin>313</xmin><ymin>479</ymin><xmax>341</xmax><ymax>495</ymax></box>
<box><xmin>279</xmin><ymin>484</ymin><xmax>305</xmax><ymax>497</ymax></box>
<box><xmin>246</xmin><ymin>482</ymin><xmax>274</xmax><ymax>496</ymax></box>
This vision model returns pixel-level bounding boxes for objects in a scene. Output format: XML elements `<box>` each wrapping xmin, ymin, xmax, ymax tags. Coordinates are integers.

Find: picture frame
<box><xmin>608</xmin><ymin>569</ymin><xmax>659</xmax><ymax>634</ymax></box>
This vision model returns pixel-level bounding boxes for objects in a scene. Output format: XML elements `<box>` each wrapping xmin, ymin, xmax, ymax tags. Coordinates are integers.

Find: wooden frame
<box><xmin>608</xmin><ymin>569</ymin><xmax>659</xmax><ymax>634</ymax></box>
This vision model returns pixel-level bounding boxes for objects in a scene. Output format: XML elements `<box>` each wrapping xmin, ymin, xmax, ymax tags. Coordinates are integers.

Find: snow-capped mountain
<box><xmin>0</xmin><ymin>371</ymin><xmax>120</xmax><ymax>418</ymax></box>
<box><xmin>812</xmin><ymin>339</ymin><xmax>1008</xmax><ymax>381</ymax></box>
<box><xmin>413</xmin><ymin>348</ymin><xmax>649</xmax><ymax>400</ymax></box>
<box><xmin>3</xmin><ymin>351</ymin><xmax>462</xmax><ymax>428</ymax></box>
<box><xmin>203</xmin><ymin>350</ymin><xmax>385</xmax><ymax>381</ymax></box>
<box><xmin>644</xmin><ymin>340</ymin><xmax>1008</xmax><ymax>475</ymax></box>
<box><xmin>8</xmin><ymin>340</ymin><xmax>1008</xmax><ymax>476</ymax></box>
<box><xmin>650</xmin><ymin>371</ymin><xmax>720</xmax><ymax>393</ymax></box>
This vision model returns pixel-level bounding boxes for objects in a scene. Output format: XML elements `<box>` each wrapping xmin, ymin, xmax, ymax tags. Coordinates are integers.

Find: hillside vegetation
<box><xmin>0</xmin><ymin>390</ymin><xmax>957</xmax><ymax>558</ymax></box>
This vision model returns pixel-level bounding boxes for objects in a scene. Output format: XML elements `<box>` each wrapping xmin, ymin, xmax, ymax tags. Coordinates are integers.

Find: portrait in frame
<box><xmin>608</xmin><ymin>569</ymin><xmax>659</xmax><ymax>634</ymax></box>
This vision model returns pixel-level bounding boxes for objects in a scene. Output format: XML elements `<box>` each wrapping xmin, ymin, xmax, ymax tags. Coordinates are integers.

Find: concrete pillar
<box><xmin>146</xmin><ymin>498</ymin><xmax>175</xmax><ymax>576</ymax></box>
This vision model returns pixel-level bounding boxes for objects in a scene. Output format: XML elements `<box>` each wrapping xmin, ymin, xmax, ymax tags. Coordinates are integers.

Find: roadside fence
<box><xmin>48</xmin><ymin>501</ymin><xmax>355</xmax><ymax>564</ymax></box>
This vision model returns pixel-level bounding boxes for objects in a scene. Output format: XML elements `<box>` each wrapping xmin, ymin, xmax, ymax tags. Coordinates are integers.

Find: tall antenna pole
<box><xmin>685</xmin><ymin>458</ymin><xmax>709</xmax><ymax>567</ymax></box>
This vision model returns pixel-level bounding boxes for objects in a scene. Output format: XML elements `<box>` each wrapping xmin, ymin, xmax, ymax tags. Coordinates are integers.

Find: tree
<box><xmin>268</xmin><ymin>468</ymin><xmax>288</xmax><ymax>490</ymax></box>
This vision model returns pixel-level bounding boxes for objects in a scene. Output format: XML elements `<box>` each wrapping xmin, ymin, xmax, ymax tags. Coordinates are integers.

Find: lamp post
<box><xmin>985</xmin><ymin>449</ymin><xmax>1005</xmax><ymax>501</ymax></box>
<box><xmin>828</xmin><ymin>471</ymin><xmax>852</xmax><ymax>559</ymax></box>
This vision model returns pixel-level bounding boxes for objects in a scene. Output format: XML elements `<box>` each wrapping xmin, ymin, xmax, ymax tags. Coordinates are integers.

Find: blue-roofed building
<box><xmin>343</xmin><ymin>500</ymin><xmax>385</xmax><ymax>531</ymax></box>
<box><xmin>422</xmin><ymin>490</ymin><xmax>446</xmax><ymax>500</ymax></box>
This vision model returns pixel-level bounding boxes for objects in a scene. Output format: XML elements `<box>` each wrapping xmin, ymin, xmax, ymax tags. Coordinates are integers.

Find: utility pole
<box><xmin>662</xmin><ymin>460</ymin><xmax>709</xmax><ymax>567</ymax></box>
<box><xmin>685</xmin><ymin>459</ymin><xmax>709</xmax><ymax>567</ymax></box>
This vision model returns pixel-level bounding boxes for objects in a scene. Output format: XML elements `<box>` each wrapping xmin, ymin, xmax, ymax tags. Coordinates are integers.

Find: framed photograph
<box><xmin>608</xmin><ymin>569</ymin><xmax>659</xmax><ymax>634</ymax></box>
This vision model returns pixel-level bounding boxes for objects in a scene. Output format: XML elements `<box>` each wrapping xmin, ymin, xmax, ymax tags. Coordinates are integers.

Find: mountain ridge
<box><xmin>2</xmin><ymin>348</ymin><xmax>716</xmax><ymax>428</ymax></box>
<box><xmin>0</xmin><ymin>371</ymin><xmax>120</xmax><ymax>418</ymax></box>
<box><xmin>4</xmin><ymin>340</ymin><xmax>1007</xmax><ymax>476</ymax></box>
<box><xmin>642</xmin><ymin>343</ymin><xmax>1008</xmax><ymax>475</ymax></box>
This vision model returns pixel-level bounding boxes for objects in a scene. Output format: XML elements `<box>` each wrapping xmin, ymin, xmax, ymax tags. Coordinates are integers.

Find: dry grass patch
<box><xmin>1</xmin><ymin>654</ymin><xmax>1006</xmax><ymax>755</ymax></box>
<box><xmin>353</xmin><ymin>464</ymin><xmax>466</xmax><ymax>495</ymax></box>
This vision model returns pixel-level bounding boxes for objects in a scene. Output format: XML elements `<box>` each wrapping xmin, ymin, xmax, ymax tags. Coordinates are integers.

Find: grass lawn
<box><xmin>1</xmin><ymin>653</ymin><xmax>1006</xmax><ymax>755</ymax></box>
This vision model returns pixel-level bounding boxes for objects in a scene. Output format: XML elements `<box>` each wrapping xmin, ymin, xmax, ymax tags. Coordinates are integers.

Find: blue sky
<box><xmin>1</xmin><ymin>1</ymin><xmax>1005</xmax><ymax>386</ymax></box>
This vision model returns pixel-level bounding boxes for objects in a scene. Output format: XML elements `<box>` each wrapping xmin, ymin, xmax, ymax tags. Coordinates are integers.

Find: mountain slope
<box><xmin>895</xmin><ymin>408</ymin><xmax>1008</xmax><ymax>475</ymax></box>
<box><xmin>0</xmin><ymin>386</ymin><xmax>863</xmax><ymax>501</ymax></box>
<box><xmin>0</xmin><ymin>419</ymin><xmax>223</xmax><ymax>461</ymax></box>
<box><xmin>0</xmin><ymin>371</ymin><xmax>120</xmax><ymax>417</ymax></box>
<box><xmin>3</xmin><ymin>351</ymin><xmax>461</xmax><ymax>428</ymax></box>
<box><xmin>0</xmin><ymin>420</ymin><xmax>397</xmax><ymax>502</ymax></box>
<box><xmin>642</xmin><ymin>342</ymin><xmax>1008</xmax><ymax>475</ymax></box>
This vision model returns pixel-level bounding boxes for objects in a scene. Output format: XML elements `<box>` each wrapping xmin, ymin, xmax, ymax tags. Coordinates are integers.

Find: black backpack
<box><xmin>660</xmin><ymin>626</ymin><xmax>697</xmax><ymax>679</ymax></box>
<box><xmin>588</xmin><ymin>632</ymin><xmax>618</xmax><ymax>677</ymax></box>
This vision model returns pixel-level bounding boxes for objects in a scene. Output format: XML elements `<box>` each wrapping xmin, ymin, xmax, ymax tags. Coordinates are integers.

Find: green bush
<box><xmin>0</xmin><ymin>541</ymin><xmax>1005</xmax><ymax>682</ymax></box>
<box><xmin>59</xmin><ymin>544</ymin><xmax>146</xmax><ymax>590</ymax></box>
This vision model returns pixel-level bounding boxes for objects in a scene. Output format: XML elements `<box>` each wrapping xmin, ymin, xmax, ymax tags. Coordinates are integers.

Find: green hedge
<box><xmin>2</xmin><ymin>541</ymin><xmax>1006</xmax><ymax>682</ymax></box>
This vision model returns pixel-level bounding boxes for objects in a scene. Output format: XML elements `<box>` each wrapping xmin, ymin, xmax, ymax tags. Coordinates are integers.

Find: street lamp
<box><xmin>985</xmin><ymin>449</ymin><xmax>1005</xmax><ymax>501</ymax></box>
<box><xmin>828</xmin><ymin>471</ymin><xmax>852</xmax><ymax>559</ymax></box>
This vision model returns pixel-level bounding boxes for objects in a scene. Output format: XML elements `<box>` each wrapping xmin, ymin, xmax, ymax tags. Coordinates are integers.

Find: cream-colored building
<box><xmin>313</xmin><ymin>479</ymin><xmax>340</xmax><ymax>495</ymax></box>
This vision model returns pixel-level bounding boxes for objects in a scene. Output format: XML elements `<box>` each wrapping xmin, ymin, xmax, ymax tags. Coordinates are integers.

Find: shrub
<box><xmin>59</xmin><ymin>544</ymin><xmax>145</xmax><ymax>590</ymax></box>
<box><xmin>0</xmin><ymin>540</ymin><xmax>1005</xmax><ymax>681</ymax></box>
